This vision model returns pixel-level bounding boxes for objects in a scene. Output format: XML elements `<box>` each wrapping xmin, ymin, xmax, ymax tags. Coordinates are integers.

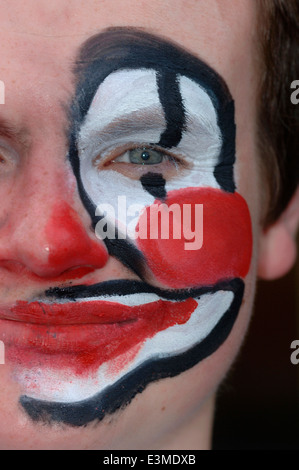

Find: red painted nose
<box><xmin>5</xmin><ymin>201</ymin><xmax>109</xmax><ymax>279</ymax></box>
<box><xmin>40</xmin><ymin>202</ymin><xmax>109</xmax><ymax>278</ymax></box>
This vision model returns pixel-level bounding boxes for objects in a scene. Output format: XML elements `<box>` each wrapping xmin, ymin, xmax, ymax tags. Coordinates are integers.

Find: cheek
<box><xmin>136</xmin><ymin>187</ymin><xmax>252</xmax><ymax>288</ymax></box>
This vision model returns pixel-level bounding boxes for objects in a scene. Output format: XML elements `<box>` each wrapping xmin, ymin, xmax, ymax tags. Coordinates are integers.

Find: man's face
<box><xmin>0</xmin><ymin>0</ymin><xmax>260</xmax><ymax>449</ymax></box>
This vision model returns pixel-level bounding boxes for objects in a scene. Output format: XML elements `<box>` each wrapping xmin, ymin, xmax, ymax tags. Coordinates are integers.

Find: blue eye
<box><xmin>97</xmin><ymin>144</ymin><xmax>186</xmax><ymax>178</ymax></box>
<box><xmin>129</xmin><ymin>147</ymin><xmax>163</xmax><ymax>165</ymax></box>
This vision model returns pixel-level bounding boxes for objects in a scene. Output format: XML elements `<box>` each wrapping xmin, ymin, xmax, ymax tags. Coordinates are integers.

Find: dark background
<box><xmin>212</xmin><ymin>256</ymin><xmax>299</xmax><ymax>450</ymax></box>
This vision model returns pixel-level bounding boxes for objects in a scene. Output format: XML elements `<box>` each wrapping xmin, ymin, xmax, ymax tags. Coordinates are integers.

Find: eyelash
<box><xmin>94</xmin><ymin>144</ymin><xmax>185</xmax><ymax>171</ymax></box>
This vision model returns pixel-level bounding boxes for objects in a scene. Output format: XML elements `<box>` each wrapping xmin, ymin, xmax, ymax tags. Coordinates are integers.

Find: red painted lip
<box><xmin>0</xmin><ymin>297</ymin><xmax>198</xmax><ymax>375</ymax></box>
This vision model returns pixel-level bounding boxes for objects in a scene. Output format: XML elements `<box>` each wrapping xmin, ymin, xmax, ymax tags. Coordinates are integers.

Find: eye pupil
<box><xmin>141</xmin><ymin>150</ymin><xmax>150</xmax><ymax>161</ymax></box>
<box><xmin>129</xmin><ymin>147</ymin><xmax>163</xmax><ymax>165</ymax></box>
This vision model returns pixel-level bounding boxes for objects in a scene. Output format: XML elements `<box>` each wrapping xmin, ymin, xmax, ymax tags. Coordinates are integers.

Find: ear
<box><xmin>258</xmin><ymin>187</ymin><xmax>299</xmax><ymax>280</ymax></box>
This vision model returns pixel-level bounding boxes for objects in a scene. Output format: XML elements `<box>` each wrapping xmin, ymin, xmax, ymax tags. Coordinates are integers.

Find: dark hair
<box><xmin>257</xmin><ymin>0</ymin><xmax>299</xmax><ymax>225</ymax></box>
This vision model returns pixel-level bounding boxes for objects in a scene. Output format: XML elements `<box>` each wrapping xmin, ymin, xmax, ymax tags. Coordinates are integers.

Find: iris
<box><xmin>129</xmin><ymin>147</ymin><xmax>163</xmax><ymax>165</ymax></box>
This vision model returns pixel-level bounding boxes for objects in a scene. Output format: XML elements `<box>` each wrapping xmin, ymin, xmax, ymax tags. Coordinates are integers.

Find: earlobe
<box><xmin>258</xmin><ymin>187</ymin><xmax>299</xmax><ymax>280</ymax></box>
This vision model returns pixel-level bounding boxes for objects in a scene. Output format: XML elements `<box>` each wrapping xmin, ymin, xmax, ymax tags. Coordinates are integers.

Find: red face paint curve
<box><xmin>136</xmin><ymin>187</ymin><xmax>252</xmax><ymax>288</ymax></box>
<box><xmin>0</xmin><ymin>297</ymin><xmax>197</xmax><ymax>375</ymax></box>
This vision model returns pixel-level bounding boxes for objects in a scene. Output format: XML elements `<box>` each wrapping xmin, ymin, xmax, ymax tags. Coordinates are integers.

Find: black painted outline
<box><xmin>46</xmin><ymin>277</ymin><xmax>239</xmax><ymax>302</ymax></box>
<box><xmin>156</xmin><ymin>70</ymin><xmax>186</xmax><ymax>148</ymax></box>
<box><xmin>140</xmin><ymin>172</ymin><xmax>167</xmax><ymax>200</ymax></box>
<box><xmin>20</xmin><ymin>278</ymin><xmax>244</xmax><ymax>427</ymax></box>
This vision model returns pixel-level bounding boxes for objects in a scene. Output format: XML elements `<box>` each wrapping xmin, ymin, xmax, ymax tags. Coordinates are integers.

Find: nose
<box><xmin>0</xmin><ymin>199</ymin><xmax>109</xmax><ymax>279</ymax></box>
<box><xmin>36</xmin><ymin>202</ymin><xmax>109</xmax><ymax>277</ymax></box>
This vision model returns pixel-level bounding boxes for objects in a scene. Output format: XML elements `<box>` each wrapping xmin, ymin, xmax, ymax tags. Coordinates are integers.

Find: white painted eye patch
<box><xmin>77</xmin><ymin>68</ymin><xmax>223</xmax><ymax>220</ymax></box>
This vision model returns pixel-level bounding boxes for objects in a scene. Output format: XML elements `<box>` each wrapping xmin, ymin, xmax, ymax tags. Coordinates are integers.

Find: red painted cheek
<box><xmin>136</xmin><ymin>187</ymin><xmax>252</xmax><ymax>288</ymax></box>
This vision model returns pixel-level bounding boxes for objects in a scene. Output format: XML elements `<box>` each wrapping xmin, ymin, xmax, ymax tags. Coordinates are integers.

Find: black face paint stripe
<box><xmin>140</xmin><ymin>172</ymin><xmax>166</xmax><ymax>199</ymax></box>
<box><xmin>104</xmin><ymin>236</ymin><xmax>146</xmax><ymax>276</ymax></box>
<box><xmin>45</xmin><ymin>278</ymin><xmax>237</xmax><ymax>302</ymax></box>
<box><xmin>20</xmin><ymin>278</ymin><xmax>244</xmax><ymax>427</ymax></box>
<box><xmin>213</xmin><ymin>99</ymin><xmax>236</xmax><ymax>192</ymax></box>
<box><xmin>156</xmin><ymin>71</ymin><xmax>186</xmax><ymax>148</ymax></box>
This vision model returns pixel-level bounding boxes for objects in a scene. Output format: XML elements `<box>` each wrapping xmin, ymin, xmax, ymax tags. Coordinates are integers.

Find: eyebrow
<box><xmin>80</xmin><ymin>104</ymin><xmax>219</xmax><ymax>150</ymax></box>
<box><xmin>80</xmin><ymin>106</ymin><xmax>166</xmax><ymax>143</ymax></box>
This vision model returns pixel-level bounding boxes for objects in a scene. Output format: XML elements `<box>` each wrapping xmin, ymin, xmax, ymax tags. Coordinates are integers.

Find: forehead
<box><xmin>0</xmin><ymin>0</ymin><xmax>256</xmax><ymax>97</ymax></box>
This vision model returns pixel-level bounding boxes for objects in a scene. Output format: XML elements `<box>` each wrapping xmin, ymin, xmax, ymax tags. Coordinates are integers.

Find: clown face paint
<box><xmin>16</xmin><ymin>29</ymin><xmax>252</xmax><ymax>426</ymax></box>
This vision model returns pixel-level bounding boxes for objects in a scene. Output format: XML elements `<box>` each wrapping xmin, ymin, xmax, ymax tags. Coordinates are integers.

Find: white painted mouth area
<box><xmin>39</xmin><ymin>292</ymin><xmax>162</xmax><ymax>307</ymax></box>
<box><xmin>15</xmin><ymin>290</ymin><xmax>234</xmax><ymax>403</ymax></box>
